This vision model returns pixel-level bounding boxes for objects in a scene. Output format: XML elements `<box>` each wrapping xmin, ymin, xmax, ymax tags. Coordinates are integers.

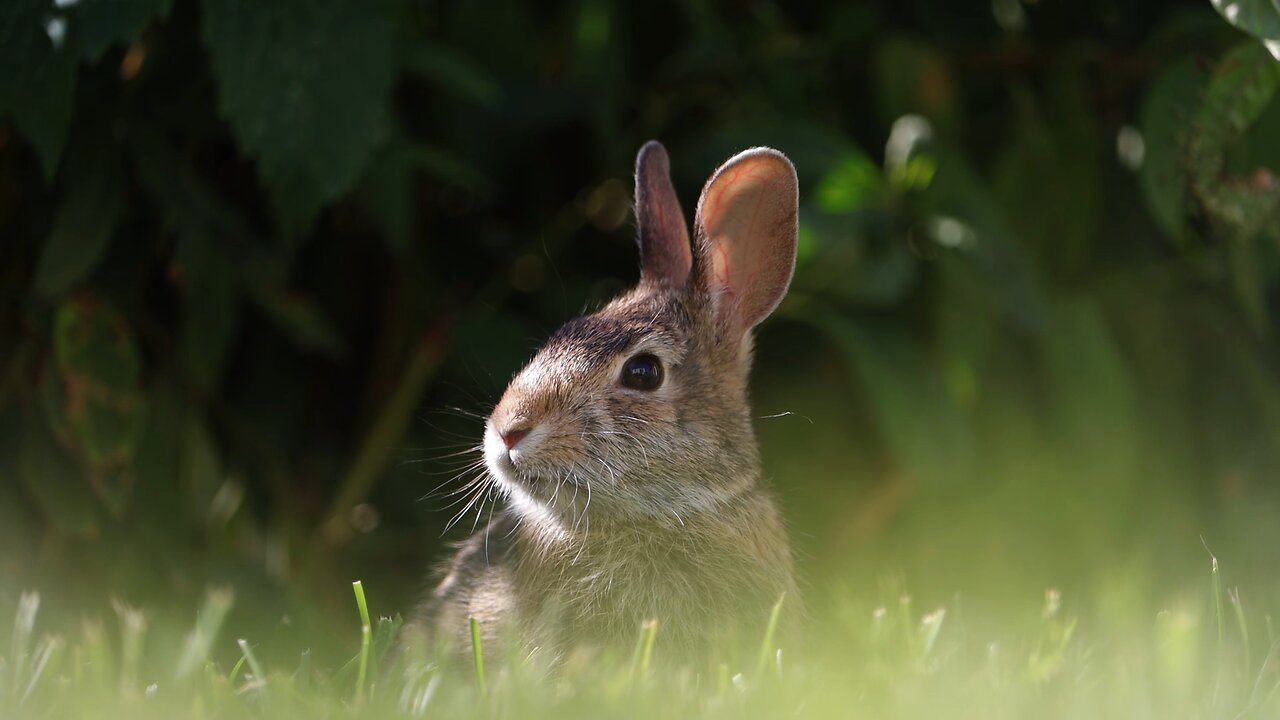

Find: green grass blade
<box><xmin>294</xmin><ymin>649</ymin><xmax>312</xmax><ymax>694</ymax></box>
<box><xmin>236</xmin><ymin>639</ymin><xmax>266</xmax><ymax>692</ymax></box>
<box><xmin>175</xmin><ymin>588</ymin><xmax>235</xmax><ymax>681</ymax></box>
<box><xmin>20</xmin><ymin>636</ymin><xmax>62</xmax><ymax>705</ymax></box>
<box><xmin>1204</xmin><ymin>539</ymin><xmax>1225</xmax><ymax>649</ymax></box>
<box><xmin>353</xmin><ymin>581</ymin><xmax>372</xmax><ymax>703</ymax></box>
<box><xmin>630</xmin><ymin>619</ymin><xmax>658</xmax><ymax>685</ymax></box>
<box><xmin>1230</xmin><ymin>587</ymin><xmax>1251</xmax><ymax>673</ymax></box>
<box><xmin>111</xmin><ymin>598</ymin><xmax>148</xmax><ymax>693</ymax></box>
<box><xmin>756</xmin><ymin>593</ymin><xmax>786</xmax><ymax>680</ymax></box>
<box><xmin>226</xmin><ymin>654</ymin><xmax>247</xmax><ymax>685</ymax></box>
<box><xmin>469</xmin><ymin>617</ymin><xmax>486</xmax><ymax>693</ymax></box>
<box><xmin>10</xmin><ymin>592</ymin><xmax>40</xmax><ymax>695</ymax></box>
<box><xmin>918</xmin><ymin>608</ymin><xmax>946</xmax><ymax>661</ymax></box>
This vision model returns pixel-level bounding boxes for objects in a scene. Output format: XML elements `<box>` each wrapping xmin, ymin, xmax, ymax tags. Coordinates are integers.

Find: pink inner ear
<box><xmin>694</xmin><ymin>149</ymin><xmax>799</xmax><ymax>342</ymax></box>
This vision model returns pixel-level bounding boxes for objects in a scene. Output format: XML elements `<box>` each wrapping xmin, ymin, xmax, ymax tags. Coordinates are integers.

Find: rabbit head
<box><xmin>483</xmin><ymin>141</ymin><xmax>798</xmax><ymax>534</ymax></box>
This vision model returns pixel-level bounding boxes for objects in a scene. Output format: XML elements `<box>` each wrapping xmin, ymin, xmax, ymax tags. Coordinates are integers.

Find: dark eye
<box><xmin>620</xmin><ymin>353</ymin><xmax>664</xmax><ymax>391</ymax></box>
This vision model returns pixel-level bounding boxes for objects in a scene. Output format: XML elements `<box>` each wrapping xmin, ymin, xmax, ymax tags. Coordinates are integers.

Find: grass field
<box><xmin>4</xmin><ymin>557</ymin><xmax>1276</xmax><ymax>720</ymax></box>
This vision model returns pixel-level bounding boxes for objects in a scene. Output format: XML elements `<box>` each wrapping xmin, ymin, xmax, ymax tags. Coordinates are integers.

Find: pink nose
<box><xmin>501</xmin><ymin>426</ymin><xmax>531</xmax><ymax>450</ymax></box>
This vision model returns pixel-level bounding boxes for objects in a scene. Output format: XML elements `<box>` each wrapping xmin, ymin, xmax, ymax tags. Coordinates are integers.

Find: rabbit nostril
<box><xmin>501</xmin><ymin>427</ymin><xmax>532</xmax><ymax>450</ymax></box>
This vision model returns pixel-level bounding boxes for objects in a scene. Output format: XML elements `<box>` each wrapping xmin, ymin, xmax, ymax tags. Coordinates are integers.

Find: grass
<box><xmin>2</xmin><ymin>562</ymin><xmax>1279</xmax><ymax>720</ymax></box>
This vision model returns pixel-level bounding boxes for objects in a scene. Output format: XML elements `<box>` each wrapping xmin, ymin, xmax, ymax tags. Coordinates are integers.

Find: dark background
<box><xmin>3</xmin><ymin>0</ymin><xmax>1280</xmax><ymax>664</ymax></box>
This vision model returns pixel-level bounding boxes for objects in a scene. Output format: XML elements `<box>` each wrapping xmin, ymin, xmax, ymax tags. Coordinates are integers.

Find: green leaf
<box><xmin>1138</xmin><ymin>56</ymin><xmax>1209</xmax><ymax>243</ymax></box>
<box><xmin>48</xmin><ymin>296</ymin><xmax>146</xmax><ymax>476</ymax></box>
<box><xmin>249</xmin><ymin>287</ymin><xmax>346</xmax><ymax>359</ymax></box>
<box><xmin>0</xmin><ymin>0</ymin><xmax>78</xmax><ymax>177</ymax></box>
<box><xmin>401</xmin><ymin>45</ymin><xmax>501</xmax><ymax>105</ymax></box>
<box><xmin>404</xmin><ymin>142</ymin><xmax>493</xmax><ymax>194</ymax></box>
<box><xmin>814</xmin><ymin>150</ymin><xmax>881</xmax><ymax>213</ymax></box>
<box><xmin>202</xmin><ymin>0</ymin><xmax>395</xmax><ymax>230</ymax></box>
<box><xmin>1210</xmin><ymin>0</ymin><xmax>1280</xmax><ymax>58</ymax></box>
<box><xmin>54</xmin><ymin>298</ymin><xmax>140</xmax><ymax>390</ymax></box>
<box><xmin>1189</xmin><ymin>42</ymin><xmax>1280</xmax><ymax>240</ymax></box>
<box><xmin>32</xmin><ymin>144</ymin><xmax>125</xmax><ymax>298</ymax></box>
<box><xmin>129</xmin><ymin>126</ymin><xmax>260</xmax><ymax>246</ymax></box>
<box><xmin>68</xmin><ymin>0</ymin><xmax>174</xmax><ymax>61</ymax></box>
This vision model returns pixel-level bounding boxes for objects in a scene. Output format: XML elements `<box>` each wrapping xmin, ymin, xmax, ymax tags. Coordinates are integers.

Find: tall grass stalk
<box><xmin>630</xmin><ymin>619</ymin><xmax>659</xmax><ymax>684</ymax></box>
<box><xmin>353</xmin><ymin>580</ymin><xmax>373</xmax><ymax>703</ymax></box>
<box><xmin>470</xmin><ymin>616</ymin><xmax>487</xmax><ymax>693</ymax></box>
<box><xmin>756</xmin><ymin>593</ymin><xmax>786</xmax><ymax>680</ymax></box>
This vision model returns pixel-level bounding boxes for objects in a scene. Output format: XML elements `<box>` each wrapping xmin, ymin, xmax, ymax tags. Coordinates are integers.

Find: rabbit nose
<box><xmin>501</xmin><ymin>425</ymin><xmax>533</xmax><ymax>450</ymax></box>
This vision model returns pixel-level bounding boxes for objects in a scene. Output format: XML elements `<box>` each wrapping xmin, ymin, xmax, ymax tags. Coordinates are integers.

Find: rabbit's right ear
<box><xmin>634</xmin><ymin>141</ymin><xmax>693</xmax><ymax>289</ymax></box>
<box><xmin>693</xmin><ymin>147</ymin><xmax>798</xmax><ymax>346</ymax></box>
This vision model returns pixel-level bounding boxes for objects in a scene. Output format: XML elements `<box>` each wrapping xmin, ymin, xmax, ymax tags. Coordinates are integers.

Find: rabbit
<box><xmin>405</xmin><ymin>141</ymin><xmax>800</xmax><ymax>667</ymax></box>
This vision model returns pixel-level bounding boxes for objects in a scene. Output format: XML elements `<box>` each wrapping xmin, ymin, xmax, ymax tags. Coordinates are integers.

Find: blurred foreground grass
<box><xmin>4</xmin><ymin>560</ymin><xmax>1277</xmax><ymax>720</ymax></box>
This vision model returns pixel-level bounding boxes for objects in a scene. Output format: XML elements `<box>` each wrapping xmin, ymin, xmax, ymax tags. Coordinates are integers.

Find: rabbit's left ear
<box><xmin>693</xmin><ymin>147</ymin><xmax>798</xmax><ymax>343</ymax></box>
<box><xmin>634</xmin><ymin>141</ymin><xmax>693</xmax><ymax>289</ymax></box>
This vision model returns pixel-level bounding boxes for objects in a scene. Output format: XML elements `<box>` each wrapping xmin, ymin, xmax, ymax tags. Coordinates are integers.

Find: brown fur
<box><xmin>404</xmin><ymin>143</ymin><xmax>800</xmax><ymax>665</ymax></box>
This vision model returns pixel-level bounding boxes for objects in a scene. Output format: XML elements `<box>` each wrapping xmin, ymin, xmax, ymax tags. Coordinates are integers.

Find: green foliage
<box><xmin>1211</xmin><ymin>0</ymin><xmax>1280</xmax><ymax>56</ymax></box>
<box><xmin>201</xmin><ymin>0</ymin><xmax>395</xmax><ymax>230</ymax></box>
<box><xmin>1139</xmin><ymin>56</ymin><xmax>1207</xmax><ymax>243</ymax></box>
<box><xmin>0</xmin><ymin>0</ymin><xmax>77</xmax><ymax>176</ymax></box>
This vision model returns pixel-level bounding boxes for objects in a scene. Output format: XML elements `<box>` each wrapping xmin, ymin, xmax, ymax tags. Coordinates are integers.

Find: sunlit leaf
<box><xmin>815</xmin><ymin>151</ymin><xmax>881</xmax><ymax>213</ymax></box>
<box><xmin>1210</xmin><ymin>0</ymin><xmax>1280</xmax><ymax>58</ymax></box>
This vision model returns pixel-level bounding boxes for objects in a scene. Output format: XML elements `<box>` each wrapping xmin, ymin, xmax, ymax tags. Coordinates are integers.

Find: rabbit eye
<box><xmin>620</xmin><ymin>353</ymin><xmax>663</xmax><ymax>391</ymax></box>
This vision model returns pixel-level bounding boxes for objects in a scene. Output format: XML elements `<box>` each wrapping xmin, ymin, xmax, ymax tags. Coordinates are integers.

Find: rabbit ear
<box><xmin>693</xmin><ymin>147</ymin><xmax>799</xmax><ymax>343</ymax></box>
<box><xmin>634</xmin><ymin>141</ymin><xmax>693</xmax><ymax>288</ymax></box>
